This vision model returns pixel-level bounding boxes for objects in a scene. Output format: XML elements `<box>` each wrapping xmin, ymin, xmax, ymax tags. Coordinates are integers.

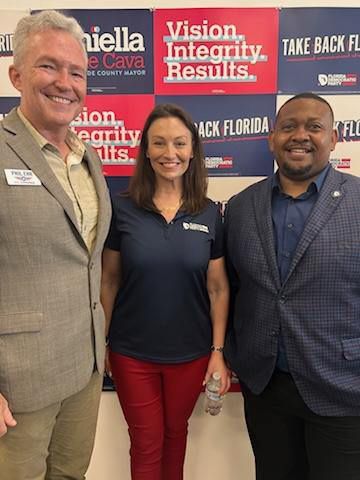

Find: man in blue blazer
<box><xmin>225</xmin><ymin>93</ymin><xmax>360</xmax><ymax>480</ymax></box>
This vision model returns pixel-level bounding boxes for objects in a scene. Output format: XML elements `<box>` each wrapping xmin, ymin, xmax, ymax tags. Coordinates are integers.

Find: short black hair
<box><xmin>276</xmin><ymin>92</ymin><xmax>335</xmax><ymax>124</ymax></box>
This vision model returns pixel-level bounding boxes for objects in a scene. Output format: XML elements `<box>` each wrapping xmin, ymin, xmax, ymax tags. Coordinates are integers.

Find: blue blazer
<box><xmin>225</xmin><ymin>166</ymin><xmax>360</xmax><ymax>416</ymax></box>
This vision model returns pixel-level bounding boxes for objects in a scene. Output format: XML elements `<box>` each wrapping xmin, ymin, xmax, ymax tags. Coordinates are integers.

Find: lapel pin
<box><xmin>331</xmin><ymin>190</ymin><xmax>341</xmax><ymax>198</ymax></box>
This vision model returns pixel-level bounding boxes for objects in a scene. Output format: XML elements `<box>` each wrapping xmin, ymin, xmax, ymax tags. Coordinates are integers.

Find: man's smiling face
<box><xmin>269</xmin><ymin>97</ymin><xmax>338</xmax><ymax>183</ymax></box>
<box><xmin>9</xmin><ymin>28</ymin><xmax>87</xmax><ymax>138</ymax></box>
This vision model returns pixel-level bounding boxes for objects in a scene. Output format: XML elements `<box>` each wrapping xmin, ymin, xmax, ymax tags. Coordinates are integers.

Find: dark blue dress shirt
<box><xmin>272</xmin><ymin>164</ymin><xmax>331</xmax><ymax>371</ymax></box>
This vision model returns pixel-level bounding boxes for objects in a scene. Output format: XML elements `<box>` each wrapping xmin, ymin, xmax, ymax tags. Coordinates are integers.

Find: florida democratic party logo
<box><xmin>318</xmin><ymin>73</ymin><xmax>357</xmax><ymax>87</ymax></box>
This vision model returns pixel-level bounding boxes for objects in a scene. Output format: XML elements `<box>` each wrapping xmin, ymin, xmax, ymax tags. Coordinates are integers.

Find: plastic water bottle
<box><xmin>205</xmin><ymin>372</ymin><xmax>223</xmax><ymax>416</ymax></box>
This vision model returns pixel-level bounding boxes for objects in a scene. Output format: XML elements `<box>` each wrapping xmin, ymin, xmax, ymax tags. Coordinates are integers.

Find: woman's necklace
<box><xmin>154</xmin><ymin>199</ymin><xmax>182</xmax><ymax>213</ymax></box>
<box><xmin>159</xmin><ymin>203</ymin><xmax>181</xmax><ymax>213</ymax></box>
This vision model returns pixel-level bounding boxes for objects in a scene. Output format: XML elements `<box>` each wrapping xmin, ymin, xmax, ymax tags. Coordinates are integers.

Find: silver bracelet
<box><xmin>210</xmin><ymin>345</ymin><xmax>224</xmax><ymax>353</ymax></box>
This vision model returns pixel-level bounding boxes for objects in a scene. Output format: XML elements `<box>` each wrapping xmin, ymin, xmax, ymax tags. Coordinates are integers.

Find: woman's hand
<box><xmin>203</xmin><ymin>352</ymin><xmax>231</xmax><ymax>396</ymax></box>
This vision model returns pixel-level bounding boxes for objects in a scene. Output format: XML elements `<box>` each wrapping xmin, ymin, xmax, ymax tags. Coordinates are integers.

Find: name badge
<box><xmin>4</xmin><ymin>169</ymin><xmax>41</xmax><ymax>186</ymax></box>
<box><xmin>183</xmin><ymin>222</ymin><xmax>209</xmax><ymax>233</ymax></box>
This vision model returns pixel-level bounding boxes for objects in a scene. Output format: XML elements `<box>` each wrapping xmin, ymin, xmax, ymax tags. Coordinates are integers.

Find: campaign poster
<box><xmin>154</xmin><ymin>8</ymin><xmax>279</xmax><ymax>95</ymax></box>
<box><xmin>329</xmin><ymin>94</ymin><xmax>360</xmax><ymax>177</ymax></box>
<box><xmin>0</xmin><ymin>97</ymin><xmax>20</xmax><ymax>120</ymax></box>
<box><xmin>106</xmin><ymin>176</ymin><xmax>130</xmax><ymax>197</ymax></box>
<box><xmin>60</xmin><ymin>9</ymin><xmax>154</xmax><ymax>95</ymax></box>
<box><xmin>71</xmin><ymin>94</ymin><xmax>154</xmax><ymax>177</ymax></box>
<box><xmin>0</xmin><ymin>10</ymin><xmax>29</xmax><ymax>97</ymax></box>
<box><xmin>279</xmin><ymin>8</ymin><xmax>360</xmax><ymax>93</ymax></box>
<box><xmin>156</xmin><ymin>94</ymin><xmax>276</xmax><ymax>176</ymax></box>
<box><xmin>276</xmin><ymin>95</ymin><xmax>360</xmax><ymax>177</ymax></box>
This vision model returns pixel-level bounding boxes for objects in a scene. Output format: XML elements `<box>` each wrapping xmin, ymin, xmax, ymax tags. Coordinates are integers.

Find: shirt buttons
<box><xmin>93</xmin><ymin>301</ymin><xmax>98</xmax><ymax>310</ymax></box>
<box><xmin>279</xmin><ymin>295</ymin><xmax>286</xmax><ymax>304</ymax></box>
<box><xmin>287</xmin><ymin>223</ymin><xmax>293</xmax><ymax>229</ymax></box>
<box><xmin>270</xmin><ymin>330</ymin><xmax>278</xmax><ymax>337</ymax></box>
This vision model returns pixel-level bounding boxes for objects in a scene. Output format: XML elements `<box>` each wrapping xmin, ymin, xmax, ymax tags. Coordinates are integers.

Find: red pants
<box><xmin>109</xmin><ymin>351</ymin><xmax>209</xmax><ymax>480</ymax></box>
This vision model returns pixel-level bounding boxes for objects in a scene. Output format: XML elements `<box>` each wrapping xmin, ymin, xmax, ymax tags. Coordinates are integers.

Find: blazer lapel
<box><xmin>284</xmin><ymin>167</ymin><xmax>346</xmax><ymax>283</ymax></box>
<box><xmin>253</xmin><ymin>178</ymin><xmax>282</xmax><ymax>290</ymax></box>
<box><xmin>4</xmin><ymin>110</ymin><xmax>80</xmax><ymax>234</ymax></box>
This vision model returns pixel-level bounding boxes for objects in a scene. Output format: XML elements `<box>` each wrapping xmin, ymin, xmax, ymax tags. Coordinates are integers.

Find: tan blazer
<box><xmin>0</xmin><ymin>109</ymin><xmax>111</xmax><ymax>412</ymax></box>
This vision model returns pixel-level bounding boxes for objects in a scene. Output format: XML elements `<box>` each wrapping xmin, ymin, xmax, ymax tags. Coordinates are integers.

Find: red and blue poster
<box><xmin>156</xmin><ymin>94</ymin><xmax>276</xmax><ymax>176</ymax></box>
<box><xmin>0</xmin><ymin>10</ymin><xmax>28</xmax><ymax>97</ymax></box>
<box><xmin>60</xmin><ymin>9</ymin><xmax>154</xmax><ymax>95</ymax></box>
<box><xmin>71</xmin><ymin>94</ymin><xmax>154</xmax><ymax>176</ymax></box>
<box><xmin>106</xmin><ymin>176</ymin><xmax>130</xmax><ymax>197</ymax></box>
<box><xmin>154</xmin><ymin>8</ymin><xmax>279</xmax><ymax>95</ymax></box>
<box><xmin>325</xmin><ymin>94</ymin><xmax>360</xmax><ymax>176</ymax></box>
<box><xmin>0</xmin><ymin>97</ymin><xmax>20</xmax><ymax>119</ymax></box>
<box><xmin>278</xmin><ymin>8</ymin><xmax>360</xmax><ymax>93</ymax></box>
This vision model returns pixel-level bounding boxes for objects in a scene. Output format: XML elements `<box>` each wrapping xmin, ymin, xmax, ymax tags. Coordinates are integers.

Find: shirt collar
<box><xmin>272</xmin><ymin>163</ymin><xmax>331</xmax><ymax>194</ymax></box>
<box><xmin>17</xmin><ymin>107</ymin><xmax>85</xmax><ymax>158</ymax></box>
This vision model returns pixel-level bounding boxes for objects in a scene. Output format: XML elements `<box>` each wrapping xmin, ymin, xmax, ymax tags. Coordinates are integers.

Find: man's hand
<box><xmin>0</xmin><ymin>393</ymin><xmax>16</xmax><ymax>437</ymax></box>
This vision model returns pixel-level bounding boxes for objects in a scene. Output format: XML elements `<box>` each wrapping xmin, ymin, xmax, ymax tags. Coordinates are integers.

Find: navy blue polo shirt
<box><xmin>106</xmin><ymin>195</ymin><xmax>224</xmax><ymax>363</ymax></box>
<box><xmin>272</xmin><ymin>164</ymin><xmax>330</xmax><ymax>371</ymax></box>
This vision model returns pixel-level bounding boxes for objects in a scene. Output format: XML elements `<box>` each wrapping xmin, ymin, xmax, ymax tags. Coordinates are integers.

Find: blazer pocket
<box><xmin>0</xmin><ymin>313</ymin><xmax>43</xmax><ymax>392</ymax></box>
<box><xmin>336</xmin><ymin>242</ymin><xmax>360</xmax><ymax>259</ymax></box>
<box><xmin>342</xmin><ymin>337</ymin><xmax>360</xmax><ymax>361</ymax></box>
<box><xmin>337</xmin><ymin>241</ymin><xmax>360</xmax><ymax>250</ymax></box>
<box><xmin>0</xmin><ymin>312</ymin><xmax>42</xmax><ymax>335</ymax></box>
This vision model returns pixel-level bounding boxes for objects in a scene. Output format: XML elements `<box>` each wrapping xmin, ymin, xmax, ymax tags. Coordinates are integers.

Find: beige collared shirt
<box><xmin>18</xmin><ymin>108</ymin><xmax>99</xmax><ymax>252</ymax></box>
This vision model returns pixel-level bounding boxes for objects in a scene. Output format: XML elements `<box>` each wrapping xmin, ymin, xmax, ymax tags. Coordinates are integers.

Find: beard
<box><xmin>281</xmin><ymin>161</ymin><xmax>314</xmax><ymax>181</ymax></box>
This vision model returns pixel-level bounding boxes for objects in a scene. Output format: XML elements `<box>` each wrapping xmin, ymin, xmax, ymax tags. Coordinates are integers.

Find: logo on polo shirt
<box><xmin>182</xmin><ymin>222</ymin><xmax>209</xmax><ymax>233</ymax></box>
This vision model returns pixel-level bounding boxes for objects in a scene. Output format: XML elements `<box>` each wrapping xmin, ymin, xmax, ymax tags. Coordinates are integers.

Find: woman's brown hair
<box><xmin>129</xmin><ymin>103</ymin><xmax>208</xmax><ymax>214</ymax></box>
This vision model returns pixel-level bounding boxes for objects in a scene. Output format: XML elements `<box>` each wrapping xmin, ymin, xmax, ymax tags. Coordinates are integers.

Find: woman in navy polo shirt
<box><xmin>101</xmin><ymin>103</ymin><xmax>230</xmax><ymax>480</ymax></box>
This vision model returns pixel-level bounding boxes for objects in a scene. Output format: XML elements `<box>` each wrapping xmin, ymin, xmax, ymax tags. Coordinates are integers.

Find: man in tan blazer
<box><xmin>0</xmin><ymin>10</ymin><xmax>111</xmax><ymax>479</ymax></box>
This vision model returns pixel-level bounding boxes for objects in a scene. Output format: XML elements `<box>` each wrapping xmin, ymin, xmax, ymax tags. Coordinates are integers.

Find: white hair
<box><xmin>13</xmin><ymin>10</ymin><xmax>87</xmax><ymax>66</ymax></box>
